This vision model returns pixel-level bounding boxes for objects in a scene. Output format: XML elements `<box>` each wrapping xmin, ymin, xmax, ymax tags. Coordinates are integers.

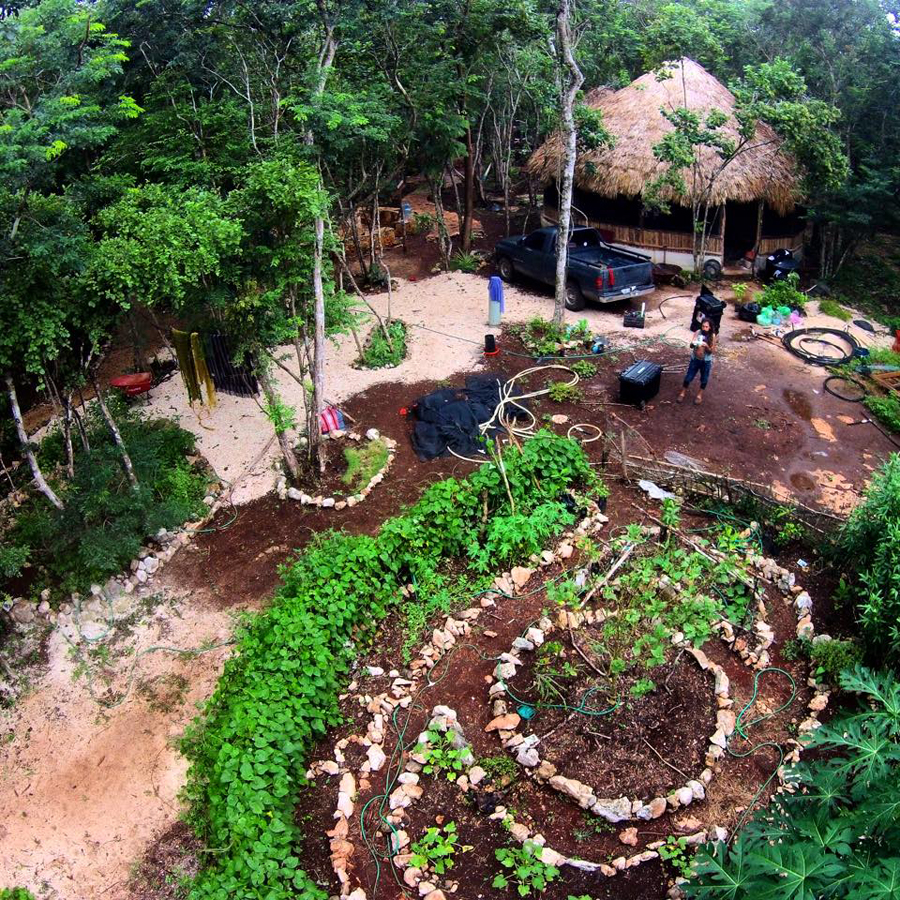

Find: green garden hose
<box><xmin>725</xmin><ymin>666</ymin><xmax>798</xmax><ymax>840</ymax></box>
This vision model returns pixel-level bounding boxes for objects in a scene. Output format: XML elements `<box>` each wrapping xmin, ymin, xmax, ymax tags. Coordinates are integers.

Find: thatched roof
<box><xmin>526</xmin><ymin>58</ymin><xmax>801</xmax><ymax>215</ymax></box>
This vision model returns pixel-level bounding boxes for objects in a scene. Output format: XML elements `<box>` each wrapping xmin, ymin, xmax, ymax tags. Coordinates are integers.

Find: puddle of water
<box><xmin>790</xmin><ymin>472</ymin><xmax>816</xmax><ymax>491</ymax></box>
<box><xmin>783</xmin><ymin>388</ymin><xmax>813</xmax><ymax>421</ymax></box>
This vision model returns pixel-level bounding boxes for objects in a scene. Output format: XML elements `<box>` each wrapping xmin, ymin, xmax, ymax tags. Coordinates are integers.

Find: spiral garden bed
<box><xmin>298</xmin><ymin>505</ymin><xmax>829</xmax><ymax>900</ymax></box>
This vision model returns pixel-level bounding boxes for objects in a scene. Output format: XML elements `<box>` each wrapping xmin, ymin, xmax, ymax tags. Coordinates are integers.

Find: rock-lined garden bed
<box><xmin>301</xmin><ymin>509</ymin><xmax>830</xmax><ymax>900</ymax></box>
<box><xmin>275</xmin><ymin>430</ymin><xmax>397</xmax><ymax>509</ymax></box>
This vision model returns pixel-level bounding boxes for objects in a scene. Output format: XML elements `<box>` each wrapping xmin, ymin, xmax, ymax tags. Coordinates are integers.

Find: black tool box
<box><xmin>619</xmin><ymin>361</ymin><xmax>662</xmax><ymax>406</ymax></box>
<box><xmin>691</xmin><ymin>286</ymin><xmax>726</xmax><ymax>333</ymax></box>
<box><xmin>623</xmin><ymin>310</ymin><xmax>645</xmax><ymax>329</ymax></box>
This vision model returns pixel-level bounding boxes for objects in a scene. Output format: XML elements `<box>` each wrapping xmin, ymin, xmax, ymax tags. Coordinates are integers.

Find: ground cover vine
<box><xmin>179</xmin><ymin>432</ymin><xmax>600</xmax><ymax>900</ymax></box>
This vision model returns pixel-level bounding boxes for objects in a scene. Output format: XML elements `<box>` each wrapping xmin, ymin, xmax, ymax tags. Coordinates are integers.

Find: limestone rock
<box><xmin>510</xmin><ymin>566</ymin><xmax>534</xmax><ymax>591</ymax></box>
<box><xmin>550</xmin><ymin>775</ymin><xmax>595</xmax><ymax>809</ymax></box>
<box><xmin>619</xmin><ymin>827</ymin><xmax>639</xmax><ymax>846</ymax></box>
<box><xmin>592</xmin><ymin>796</ymin><xmax>632</xmax><ymax>822</ymax></box>
<box><xmin>367</xmin><ymin>745</ymin><xmax>387</xmax><ymax>772</ymax></box>
<box><xmin>485</xmin><ymin>713</ymin><xmax>520</xmax><ymax>732</ymax></box>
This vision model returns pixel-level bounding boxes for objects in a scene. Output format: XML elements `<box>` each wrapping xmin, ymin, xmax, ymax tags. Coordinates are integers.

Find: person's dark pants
<box><xmin>683</xmin><ymin>355</ymin><xmax>713</xmax><ymax>390</ymax></box>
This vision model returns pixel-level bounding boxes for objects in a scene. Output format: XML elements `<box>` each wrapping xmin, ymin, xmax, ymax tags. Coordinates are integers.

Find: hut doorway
<box><xmin>723</xmin><ymin>201</ymin><xmax>761</xmax><ymax>262</ymax></box>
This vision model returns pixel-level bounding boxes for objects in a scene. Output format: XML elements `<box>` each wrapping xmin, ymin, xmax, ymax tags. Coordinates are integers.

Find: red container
<box><xmin>109</xmin><ymin>372</ymin><xmax>153</xmax><ymax>397</ymax></box>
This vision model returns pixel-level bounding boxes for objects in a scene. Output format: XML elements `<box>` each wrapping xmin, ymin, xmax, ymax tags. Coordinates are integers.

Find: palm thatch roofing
<box><xmin>526</xmin><ymin>58</ymin><xmax>801</xmax><ymax>216</ymax></box>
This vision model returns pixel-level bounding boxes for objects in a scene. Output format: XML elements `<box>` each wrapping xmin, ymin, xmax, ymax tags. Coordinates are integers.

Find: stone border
<box><xmin>276</xmin><ymin>430</ymin><xmax>396</xmax><ymax>510</ymax></box>
<box><xmin>5</xmin><ymin>485</ymin><xmax>223</xmax><ymax>638</ymax></box>
<box><xmin>306</xmin><ymin>510</ymin><xmax>833</xmax><ymax>899</ymax></box>
<box><xmin>486</xmin><ymin>606</ymin><xmax>727</xmax><ymax>824</ymax></box>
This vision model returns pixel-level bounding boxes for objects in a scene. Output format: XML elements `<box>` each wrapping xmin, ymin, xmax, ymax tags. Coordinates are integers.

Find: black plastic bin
<box><xmin>619</xmin><ymin>361</ymin><xmax>662</xmax><ymax>406</ymax></box>
<box><xmin>691</xmin><ymin>286</ymin><xmax>726</xmax><ymax>333</ymax></box>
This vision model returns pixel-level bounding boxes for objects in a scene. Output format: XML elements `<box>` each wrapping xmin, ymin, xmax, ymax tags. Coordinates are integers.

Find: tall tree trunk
<box><xmin>5</xmin><ymin>373</ymin><xmax>64</xmax><ymax>510</ymax></box>
<box><xmin>45</xmin><ymin>372</ymin><xmax>74</xmax><ymax>479</ymax></box>
<box><xmin>90</xmin><ymin>374</ymin><xmax>139</xmax><ymax>489</ymax></box>
<box><xmin>461</xmin><ymin>125</ymin><xmax>476</xmax><ymax>251</ymax></box>
<box><xmin>311</xmin><ymin>215</ymin><xmax>327</xmax><ymax>474</ymax></box>
<box><xmin>258</xmin><ymin>365</ymin><xmax>301</xmax><ymax>483</ymax></box>
<box><xmin>61</xmin><ymin>394</ymin><xmax>75</xmax><ymax>479</ymax></box>
<box><xmin>553</xmin><ymin>0</ymin><xmax>584</xmax><ymax>329</ymax></box>
<box><xmin>429</xmin><ymin>176</ymin><xmax>453</xmax><ymax>270</ymax></box>
<box><xmin>71</xmin><ymin>398</ymin><xmax>90</xmax><ymax>455</ymax></box>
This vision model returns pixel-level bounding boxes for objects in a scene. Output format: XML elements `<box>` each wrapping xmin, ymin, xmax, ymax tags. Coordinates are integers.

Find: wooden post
<box><xmin>620</xmin><ymin>429</ymin><xmax>628</xmax><ymax>480</ymax></box>
<box><xmin>753</xmin><ymin>200</ymin><xmax>764</xmax><ymax>261</ymax></box>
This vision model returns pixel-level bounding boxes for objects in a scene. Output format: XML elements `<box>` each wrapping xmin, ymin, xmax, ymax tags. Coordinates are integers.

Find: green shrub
<box><xmin>179</xmin><ymin>432</ymin><xmax>597</xmax><ymax>900</ymax></box>
<box><xmin>0</xmin><ymin>890</ymin><xmax>36</xmax><ymax>900</ymax></box>
<box><xmin>570</xmin><ymin>360</ymin><xmax>597</xmax><ymax>379</ymax></box>
<box><xmin>761</xmin><ymin>272</ymin><xmax>806</xmax><ymax>312</ymax></box>
<box><xmin>865</xmin><ymin>393</ymin><xmax>900</xmax><ymax>433</ymax></box>
<box><xmin>449</xmin><ymin>251</ymin><xmax>480</xmax><ymax>273</ymax></box>
<box><xmin>357</xmin><ymin>320</ymin><xmax>407</xmax><ymax>368</ymax></box>
<box><xmin>841</xmin><ymin>454</ymin><xmax>900</xmax><ymax>667</ymax></box>
<box><xmin>547</xmin><ymin>381</ymin><xmax>582</xmax><ymax>403</ymax></box>
<box><xmin>817</xmin><ymin>297</ymin><xmax>852</xmax><ymax>321</ymax></box>
<box><xmin>686</xmin><ymin>666</ymin><xmax>900</xmax><ymax>900</ymax></box>
<box><xmin>809</xmin><ymin>638</ymin><xmax>863</xmax><ymax>684</ymax></box>
<box><xmin>4</xmin><ymin>402</ymin><xmax>206</xmax><ymax>600</ymax></box>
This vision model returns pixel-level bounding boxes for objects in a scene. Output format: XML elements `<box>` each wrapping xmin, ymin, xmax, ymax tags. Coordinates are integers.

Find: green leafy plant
<box><xmin>357</xmin><ymin>320</ymin><xmax>408</xmax><ymax>368</ymax></box>
<box><xmin>686</xmin><ymin>666</ymin><xmax>900</xmax><ymax>900</ymax></box>
<box><xmin>342</xmin><ymin>438</ymin><xmax>388</xmax><ymax>494</ymax></box>
<box><xmin>416</xmin><ymin>728</ymin><xmax>469</xmax><ymax>781</ymax></box>
<box><xmin>630</xmin><ymin>677</ymin><xmax>656</xmax><ymax>698</ymax></box>
<box><xmin>493</xmin><ymin>841</ymin><xmax>560</xmax><ymax>895</ymax></box>
<box><xmin>731</xmin><ymin>282</ymin><xmax>749</xmax><ymax>302</ymax></box>
<box><xmin>0</xmin><ymin>890</ymin><xmax>37</xmax><ymax>900</ymax></box>
<box><xmin>480</xmin><ymin>755</ymin><xmax>520</xmax><ymax>783</ymax></box>
<box><xmin>659</xmin><ymin>836</ymin><xmax>693</xmax><ymax>878</ymax></box>
<box><xmin>809</xmin><ymin>638</ymin><xmax>863</xmax><ymax>684</ymax></box>
<box><xmin>865</xmin><ymin>393</ymin><xmax>900</xmax><ymax>433</ymax></box>
<box><xmin>761</xmin><ymin>271</ymin><xmax>806</xmax><ymax>312</ymax></box>
<box><xmin>449</xmin><ymin>250</ymin><xmax>480</xmax><ymax>273</ymax></box>
<box><xmin>570</xmin><ymin>360</ymin><xmax>597</xmax><ymax>379</ymax></box>
<box><xmin>769</xmin><ymin>505</ymin><xmax>804</xmax><ymax>546</ymax></box>
<box><xmin>262</xmin><ymin>394</ymin><xmax>297</xmax><ymax>435</ymax></box>
<box><xmin>411</xmin><ymin>211</ymin><xmax>435</xmax><ymax>234</ymax></box>
<box><xmin>410</xmin><ymin>822</ymin><xmax>468</xmax><ymax>874</ymax></box>
<box><xmin>547</xmin><ymin>381</ymin><xmax>582</xmax><ymax>403</ymax></box>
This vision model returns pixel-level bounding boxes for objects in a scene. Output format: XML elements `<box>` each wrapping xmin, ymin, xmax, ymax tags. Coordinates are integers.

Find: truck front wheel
<box><xmin>498</xmin><ymin>256</ymin><xmax>515</xmax><ymax>282</ymax></box>
<box><xmin>565</xmin><ymin>279</ymin><xmax>586</xmax><ymax>312</ymax></box>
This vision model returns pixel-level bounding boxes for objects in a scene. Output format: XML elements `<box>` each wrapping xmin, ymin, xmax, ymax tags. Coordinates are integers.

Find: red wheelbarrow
<box><xmin>109</xmin><ymin>372</ymin><xmax>153</xmax><ymax>400</ymax></box>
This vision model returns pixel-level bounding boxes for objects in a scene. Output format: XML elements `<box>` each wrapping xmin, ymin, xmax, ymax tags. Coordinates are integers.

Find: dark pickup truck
<box><xmin>495</xmin><ymin>226</ymin><xmax>655</xmax><ymax>311</ymax></box>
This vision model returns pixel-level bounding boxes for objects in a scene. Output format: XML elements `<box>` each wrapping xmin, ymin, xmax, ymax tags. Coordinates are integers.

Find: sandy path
<box><xmin>142</xmin><ymin>272</ymin><xmax>888</xmax><ymax>504</ymax></box>
<box><xmin>0</xmin><ymin>579</ymin><xmax>237</xmax><ymax>899</ymax></box>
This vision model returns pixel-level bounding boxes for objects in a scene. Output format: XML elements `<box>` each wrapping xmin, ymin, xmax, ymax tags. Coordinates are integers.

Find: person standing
<box><xmin>678</xmin><ymin>317</ymin><xmax>716</xmax><ymax>405</ymax></box>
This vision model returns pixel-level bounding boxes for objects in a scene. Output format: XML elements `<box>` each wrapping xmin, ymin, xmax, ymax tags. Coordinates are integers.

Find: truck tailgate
<box><xmin>605</xmin><ymin>261</ymin><xmax>654</xmax><ymax>292</ymax></box>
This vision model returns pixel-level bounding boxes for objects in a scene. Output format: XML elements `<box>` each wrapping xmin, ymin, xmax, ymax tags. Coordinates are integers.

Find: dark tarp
<box><xmin>411</xmin><ymin>374</ymin><xmax>529</xmax><ymax>460</ymax></box>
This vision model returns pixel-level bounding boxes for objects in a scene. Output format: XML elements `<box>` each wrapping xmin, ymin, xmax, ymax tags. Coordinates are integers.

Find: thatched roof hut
<box><xmin>527</xmin><ymin>59</ymin><xmax>805</xmax><ymax>268</ymax></box>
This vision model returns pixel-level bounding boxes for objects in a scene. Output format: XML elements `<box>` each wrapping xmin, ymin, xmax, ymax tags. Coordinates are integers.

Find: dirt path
<box><xmin>0</xmin><ymin>579</ymin><xmax>236</xmax><ymax>899</ymax></box>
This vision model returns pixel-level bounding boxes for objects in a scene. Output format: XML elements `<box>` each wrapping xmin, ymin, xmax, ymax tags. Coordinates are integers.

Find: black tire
<box><xmin>702</xmin><ymin>258</ymin><xmax>723</xmax><ymax>281</ymax></box>
<box><xmin>497</xmin><ymin>256</ymin><xmax>515</xmax><ymax>283</ymax></box>
<box><xmin>565</xmin><ymin>279</ymin><xmax>586</xmax><ymax>312</ymax></box>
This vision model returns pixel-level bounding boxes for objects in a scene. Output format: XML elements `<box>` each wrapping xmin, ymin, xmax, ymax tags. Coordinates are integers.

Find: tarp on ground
<box><xmin>411</xmin><ymin>374</ymin><xmax>529</xmax><ymax>461</ymax></box>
